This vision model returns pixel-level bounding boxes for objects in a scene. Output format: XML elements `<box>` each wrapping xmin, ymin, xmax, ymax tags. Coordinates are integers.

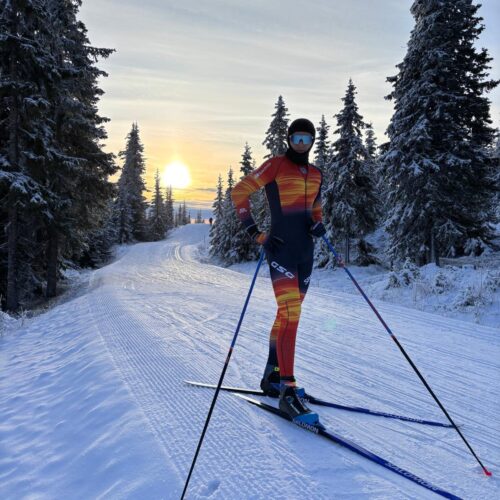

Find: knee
<box><xmin>278</xmin><ymin>298</ymin><xmax>301</xmax><ymax>322</ymax></box>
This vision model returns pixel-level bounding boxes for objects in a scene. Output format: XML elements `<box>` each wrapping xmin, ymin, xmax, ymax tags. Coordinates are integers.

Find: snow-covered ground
<box><xmin>1</xmin><ymin>224</ymin><xmax>499</xmax><ymax>499</ymax></box>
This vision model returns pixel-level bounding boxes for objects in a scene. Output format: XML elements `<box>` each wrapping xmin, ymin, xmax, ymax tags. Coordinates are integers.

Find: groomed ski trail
<box><xmin>88</xmin><ymin>225</ymin><xmax>498</xmax><ymax>499</ymax></box>
<box><xmin>2</xmin><ymin>224</ymin><xmax>499</xmax><ymax>499</ymax></box>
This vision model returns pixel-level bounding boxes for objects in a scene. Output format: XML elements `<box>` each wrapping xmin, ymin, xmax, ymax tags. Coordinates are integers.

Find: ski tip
<box><xmin>484</xmin><ymin>468</ymin><xmax>492</xmax><ymax>477</ymax></box>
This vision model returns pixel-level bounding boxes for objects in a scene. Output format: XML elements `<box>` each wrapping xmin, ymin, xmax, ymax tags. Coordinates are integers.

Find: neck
<box><xmin>285</xmin><ymin>147</ymin><xmax>309</xmax><ymax>165</ymax></box>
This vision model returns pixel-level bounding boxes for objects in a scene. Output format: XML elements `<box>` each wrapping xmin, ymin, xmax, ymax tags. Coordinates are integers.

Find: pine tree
<box><xmin>115</xmin><ymin>123</ymin><xmax>147</xmax><ymax>243</ymax></box>
<box><xmin>0</xmin><ymin>0</ymin><xmax>57</xmax><ymax>309</ymax></box>
<box><xmin>0</xmin><ymin>0</ymin><xmax>116</xmax><ymax>308</ymax></box>
<box><xmin>44</xmin><ymin>0</ymin><xmax>116</xmax><ymax>297</ymax></box>
<box><xmin>148</xmin><ymin>170</ymin><xmax>167</xmax><ymax>240</ymax></box>
<box><xmin>314</xmin><ymin>115</ymin><xmax>331</xmax><ymax>170</ymax></box>
<box><xmin>262</xmin><ymin>95</ymin><xmax>290</xmax><ymax>158</ymax></box>
<box><xmin>230</xmin><ymin>144</ymin><xmax>260</xmax><ymax>262</ymax></box>
<box><xmin>164</xmin><ymin>185</ymin><xmax>174</xmax><ymax>230</ymax></box>
<box><xmin>209</xmin><ymin>174</ymin><xmax>225</xmax><ymax>258</ymax></box>
<box><xmin>219</xmin><ymin>168</ymin><xmax>241</xmax><ymax>264</ymax></box>
<box><xmin>322</xmin><ymin>80</ymin><xmax>378</xmax><ymax>265</ymax></box>
<box><xmin>381</xmin><ymin>0</ymin><xmax>498</xmax><ymax>265</ymax></box>
<box><xmin>365</xmin><ymin>123</ymin><xmax>377</xmax><ymax>159</ymax></box>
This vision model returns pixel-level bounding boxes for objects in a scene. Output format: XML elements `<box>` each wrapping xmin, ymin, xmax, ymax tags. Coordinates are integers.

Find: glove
<box><xmin>247</xmin><ymin>224</ymin><xmax>284</xmax><ymax>252</ymax></box>
<box><xmin>261</xmin><ymin>234</ymin><xmax>285</xmax><ymax>253</ymax></box>
<box><xmin>309</xmin><ymin>221</ymin><xmax>326</xmax><ymax>237</ymax></box>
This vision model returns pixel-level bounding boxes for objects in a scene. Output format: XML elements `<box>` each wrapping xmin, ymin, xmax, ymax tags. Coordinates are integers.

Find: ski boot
<box><xmin>260</xmin><ymin>363</ymin><xmax>281</xmax><ymax>397</ymax></box>
<box><xmin>279</xmin><ymin>384</ymin><xmax>323</xmax><ymax>429</ymax></box>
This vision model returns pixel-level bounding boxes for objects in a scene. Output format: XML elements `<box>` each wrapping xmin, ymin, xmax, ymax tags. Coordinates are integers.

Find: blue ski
<box><xmin>236</xmin><ymin>394</ymin><xmax>462</xmax><ymax>500</ymax></box>
<box><xmin>185</xmin><ymin>380</ymin><xmax>453</xmax><ymax>428</ymax></box>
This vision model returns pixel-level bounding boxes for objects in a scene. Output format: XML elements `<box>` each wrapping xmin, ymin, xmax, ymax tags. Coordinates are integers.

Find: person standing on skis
<box><xmin>231</xmin><ymin>118</ymin><xmax>326</xmax><ymax>426</ymax></box>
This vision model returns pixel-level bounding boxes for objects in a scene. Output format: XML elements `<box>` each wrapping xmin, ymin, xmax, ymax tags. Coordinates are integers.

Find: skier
<box><xmin>231</xmin><ymin>118</ymin><xmax>326</xmax><ymax>425</ymax></box>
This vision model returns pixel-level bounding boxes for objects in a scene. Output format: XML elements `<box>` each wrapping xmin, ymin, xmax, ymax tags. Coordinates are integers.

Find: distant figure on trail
<box><xmin>209</xmin><ymin>217</ymin><xmax>213</xmax><ymax>225</ymax></box>
<box><xmin>231</xmin><ymin>118</ymin><xmax>326</xmax><ymax>427</ymax></box>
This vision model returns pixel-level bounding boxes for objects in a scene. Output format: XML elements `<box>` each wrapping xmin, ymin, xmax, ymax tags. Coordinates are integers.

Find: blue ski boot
<box><xmin>260</xmin><ymin>363</ymin><xmax>281</xmax><ymax>397</ymax></box>
<box><xmin>279</xmin><ymin>385</ymin><xmax>323</xmax><ymax>429</ymax></box>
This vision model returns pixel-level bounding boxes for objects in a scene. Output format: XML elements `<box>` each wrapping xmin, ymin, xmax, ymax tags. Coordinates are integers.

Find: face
<box><xmin>289</xmin><ymin>132</ymin><xmax>313</xmax><ymax>153</ymax></box>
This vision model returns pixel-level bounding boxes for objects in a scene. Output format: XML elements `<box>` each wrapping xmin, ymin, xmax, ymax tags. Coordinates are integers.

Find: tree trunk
<box><xmin>430</xmin><ymin>229</ymin><xmax>440</xmax><ymax>266</ymax></box>
<box><xmin>6</xmin><ymin>199</ymin><xmax>19</xmax><ymax>311</ymax></box>
<box><xmin>344</xmin><ymin>234</ymin><xmax>350</xmax><ymax>264</ymax></box>
<box><xmin>46</xmin><ymin>227</ymin><xmax>58</xmax><ymax>298</ymax></box>
<box><xmin>6</xmin><ymin>55</ymin><xmax>20</xmax><ymax>312</ymax></box>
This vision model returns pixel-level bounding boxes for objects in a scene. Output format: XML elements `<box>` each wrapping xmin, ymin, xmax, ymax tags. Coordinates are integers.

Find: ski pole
<box><xmin>321</xmin><ymin>235</ymin><xmax>492</xmax><ymax>477</ymax></box>
<box><xmin>181</xmin><ymin>248</ymin><xmax>266</xmax><ymax>499</ymax></box>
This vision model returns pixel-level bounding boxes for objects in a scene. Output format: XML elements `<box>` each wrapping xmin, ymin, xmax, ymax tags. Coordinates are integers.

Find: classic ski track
<box><xmin>89</xmin><ymin>241</ymin><xmax>332</xmax><ymax>499</ymax></box>
<box><xmin>87</xmin><ymin>229</ymin><xmax>499</xmax><ymax>499</ymax></box>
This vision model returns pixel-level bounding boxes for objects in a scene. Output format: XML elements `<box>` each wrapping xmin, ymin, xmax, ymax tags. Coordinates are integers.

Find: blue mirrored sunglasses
<box><xmin>290</xmin><ymin>133</ymin><xmax>313</xmax><ymax>145</ymax></box>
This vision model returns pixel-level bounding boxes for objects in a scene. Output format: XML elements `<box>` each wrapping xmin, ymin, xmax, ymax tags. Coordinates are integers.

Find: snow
<box><xmin>1</xmin><ymin>224</ymin><xmax>499</xmax><ymax>499</ymax></box>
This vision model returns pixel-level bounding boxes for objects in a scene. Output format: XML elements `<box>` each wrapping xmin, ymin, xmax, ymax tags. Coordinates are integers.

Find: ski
<box><xmin>185</xmin><ymin>380</ymin><xmax>453</xmax><ymax>428</ymax></box>
<box><xmin>236</xmin><ymin>394</ymin><xmax>462</xmax><ymax>500</ymax></box>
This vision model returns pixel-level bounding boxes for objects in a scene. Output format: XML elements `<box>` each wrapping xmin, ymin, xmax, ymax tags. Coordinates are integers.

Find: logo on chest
<box><xmin>299</xmin><ymin>167</ymin><xmax>308</xmax><ymax>175</ymax></box>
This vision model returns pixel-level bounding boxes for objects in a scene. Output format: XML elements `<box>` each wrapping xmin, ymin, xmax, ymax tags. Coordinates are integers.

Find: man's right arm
<box><xmin>231</xmin><ymin>158</ymin><xmax>279</xmax><ymax>235</ymax></box>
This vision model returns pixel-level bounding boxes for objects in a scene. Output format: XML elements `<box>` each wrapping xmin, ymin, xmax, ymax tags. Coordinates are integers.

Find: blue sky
<box><xmin>80</xmin><ymin>0</ymin><xmax>500</xmax><ymax>208</ymax></box>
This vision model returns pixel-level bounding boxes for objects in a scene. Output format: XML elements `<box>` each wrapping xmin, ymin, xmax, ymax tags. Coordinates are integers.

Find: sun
<box><xmin>162</xmin><ymin>161</ymin><xmax>191</xmax><ymax>189</ymax></box>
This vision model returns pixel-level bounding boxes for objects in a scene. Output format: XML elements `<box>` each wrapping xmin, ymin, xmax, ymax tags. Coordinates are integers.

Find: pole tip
<box><xmin>484</xmin><ymin>468</ymin><xmax>492</xmax><ymax>477</ymax></box>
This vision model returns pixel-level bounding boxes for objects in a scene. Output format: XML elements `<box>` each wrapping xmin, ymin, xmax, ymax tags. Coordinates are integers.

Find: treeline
<box><xmin>0</xmin><ymin>2</ymin><xmax>186</xmax><ymax>312</ymax></box>
<box><xmin>210</xmin><ymin>0</ymin><xmax>499</xmax><ymax>268</ymax></box>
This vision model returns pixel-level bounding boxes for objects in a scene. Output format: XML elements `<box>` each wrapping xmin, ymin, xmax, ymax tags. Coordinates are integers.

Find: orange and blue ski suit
<box><xmin>231</xmin><ymin>155</ymin><xmax>323</xmax><ymax>378</ymax></box>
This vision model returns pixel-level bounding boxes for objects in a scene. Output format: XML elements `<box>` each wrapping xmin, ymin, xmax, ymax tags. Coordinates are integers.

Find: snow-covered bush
<box><xmin>400</xmin><ymin>258</ymin><xmax>420</xmax><ymax>286</ymax></box>
<box><xmin>431</xmin><ymin>270</ymin><xmax>452</xmax><ymax>294</ymax></box>
<box><xmin>453</xmin><ymin>285</ymin><xmax>490</xmax><ymax>310</ymax></box>
<box><xmin>385</xmin><ymin>272</ymin><xmax>401</xmax><ymax>289</ymax></box>
<box><xmin>484</xmin><ymin>271</ymin><xmax>499</xmax><ymax>293</ymax></box>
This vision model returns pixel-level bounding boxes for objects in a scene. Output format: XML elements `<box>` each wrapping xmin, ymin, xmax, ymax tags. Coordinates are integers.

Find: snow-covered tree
<box><xmin>164</xmin><ymin>186</ymin><xmax>174</xmax><ymax>230</ymax></box>
<box><xmin>364</xmin><ymin>123</ymin><xmax>377</xmax><ymax>159</ymax></box>
<box><xmin>148</xmin><ymin>170</ymin><xmax>167</xmax><ymax>240</ymax></box>
<box><xmin>314</xmin><ymin>115</ymin><xmax>331</xmax><ymax>170</ymax></box>
<box><xmin>209</xmin><ymin>174</ymin><xmax>225</xmax><ymax>258</ymax></box>
<box><xmin>115</xmin><ymin>123</ymin><xmax>147</xmax><ymax>243</ymax></box>
<box><xmin>321</xmin><ymin>80</ymin><xmax>378</xmax><ymax>265</ymax></box>
<box><xmin>44</xmin><ymin>0</ymin><xmax>116</xmax><ymax>297</ymax></box>
<box><xmin>262</xmin><ymin>95</ymin><xmax>290</xmax><ymax>158</ymax></box>
<box><xmin>381</xmin><ymin>0</ymin><xmax>498</xmax><ymax>265</ymax></box>
<box><xmin>219</xmin><ymin>168</ymin><xmax>241</xmax><ymax>264</ymax></box>
<box><xmin>0</xmin><ymin>0</ymin><xmax>115</xmax><ymax>308</ymax></box>
<box><xmin>229</xmin><ymin>145</ymin><xmax>260</xmax><ymax>262</ymax></box>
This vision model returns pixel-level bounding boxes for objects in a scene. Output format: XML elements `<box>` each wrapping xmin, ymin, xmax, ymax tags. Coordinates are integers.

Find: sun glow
<box><xmin>162</xmin><ymin>161</ymin><xmax>191</xmax><ymax>189</ymax></box>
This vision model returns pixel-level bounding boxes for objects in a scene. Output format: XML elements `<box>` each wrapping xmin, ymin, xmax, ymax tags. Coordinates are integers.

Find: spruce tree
<box><xmin>365</xmin><ymin>123</ymin><xmax>377</xmax><ymax>159</ymax></box>
<box><xmin>44</xmin><ymin>0</ymin><xmax>116</xmax><ymax>297</ymax></box>
<box><xmin>262</xmin><ymin>95</ymin><xmax>290</xmax><ymax>158</ymax></box>
<box><xmin>219</xmin><ymin>167</ymin><xmax>241</xmax><ymax>264</ymax></box>
<box><xmin>209</xmin><ymin>174</ymin><xmax>225</xmax><ymax>259</ymax></box>
<box><xmin>381</xmin><ymin>0</ymin><xmax>498</xmax><ymax>264</ymax></box>
<box><xmin>148</xmin><ymin>170</ymin><xmax>167</xmax><ymax>240</ymax></box>
<box><xmin>314</xmin><ymin>115</ymin><xmax>331</xmax><ymax>170</ymax></box>
<box><xmin>230</xmin><ymin>144</ymin><xmax>260</xmax><ymax>262</ymax></box>
<box><xmin>164</xmin><ymin>185</ymin><xmax>174</xmax><ymax>230</ymax></box>
<box><xmin>115</xmin><ymin>123</ymin><xmax>147</xmax><ymax>243</ymax></box>
<box><xmin>322</xmin><ymin>80</ymin><xmax>378</xmax><ymax>265</ymax></box>
<box><xmin>0</xmin><ymin>0</ymin><xmax>56</xmax><ymax>309</ymax></box>
<box><xmin>1</xmin><ymin>0</ymin><xmax>115</xmax><ymax>308</ymax></box>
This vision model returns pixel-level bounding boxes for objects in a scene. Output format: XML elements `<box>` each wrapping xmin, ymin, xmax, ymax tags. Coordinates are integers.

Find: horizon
<box><xmin>80</xmin><ymin>0</ymin><xmax>500</xmax><ymax>210</ymax></box>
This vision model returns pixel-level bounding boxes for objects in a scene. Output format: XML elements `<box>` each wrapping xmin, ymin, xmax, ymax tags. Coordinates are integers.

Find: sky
<box><xmin>79</xmin><ymin>0</ymin><xmax>500</xmax><ymax>211</ymax></box>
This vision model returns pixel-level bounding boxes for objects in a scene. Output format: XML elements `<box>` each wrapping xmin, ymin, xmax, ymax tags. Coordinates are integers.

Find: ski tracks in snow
<box><xmin>79</xmin><ymin>225</ymin><xmax>499</xmax><ymax>498</ymax></box>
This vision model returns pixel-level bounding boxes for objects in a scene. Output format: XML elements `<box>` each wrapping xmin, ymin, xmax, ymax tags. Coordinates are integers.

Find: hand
<box><xmin>309</xmin><ymin>221</ymin><xmax>326</xmax><ymax>237</ymax></box>
<box><xmin>257</xmin><ymin>233</ymin><xmax>285</xmax><ymax>253</ymax></box>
